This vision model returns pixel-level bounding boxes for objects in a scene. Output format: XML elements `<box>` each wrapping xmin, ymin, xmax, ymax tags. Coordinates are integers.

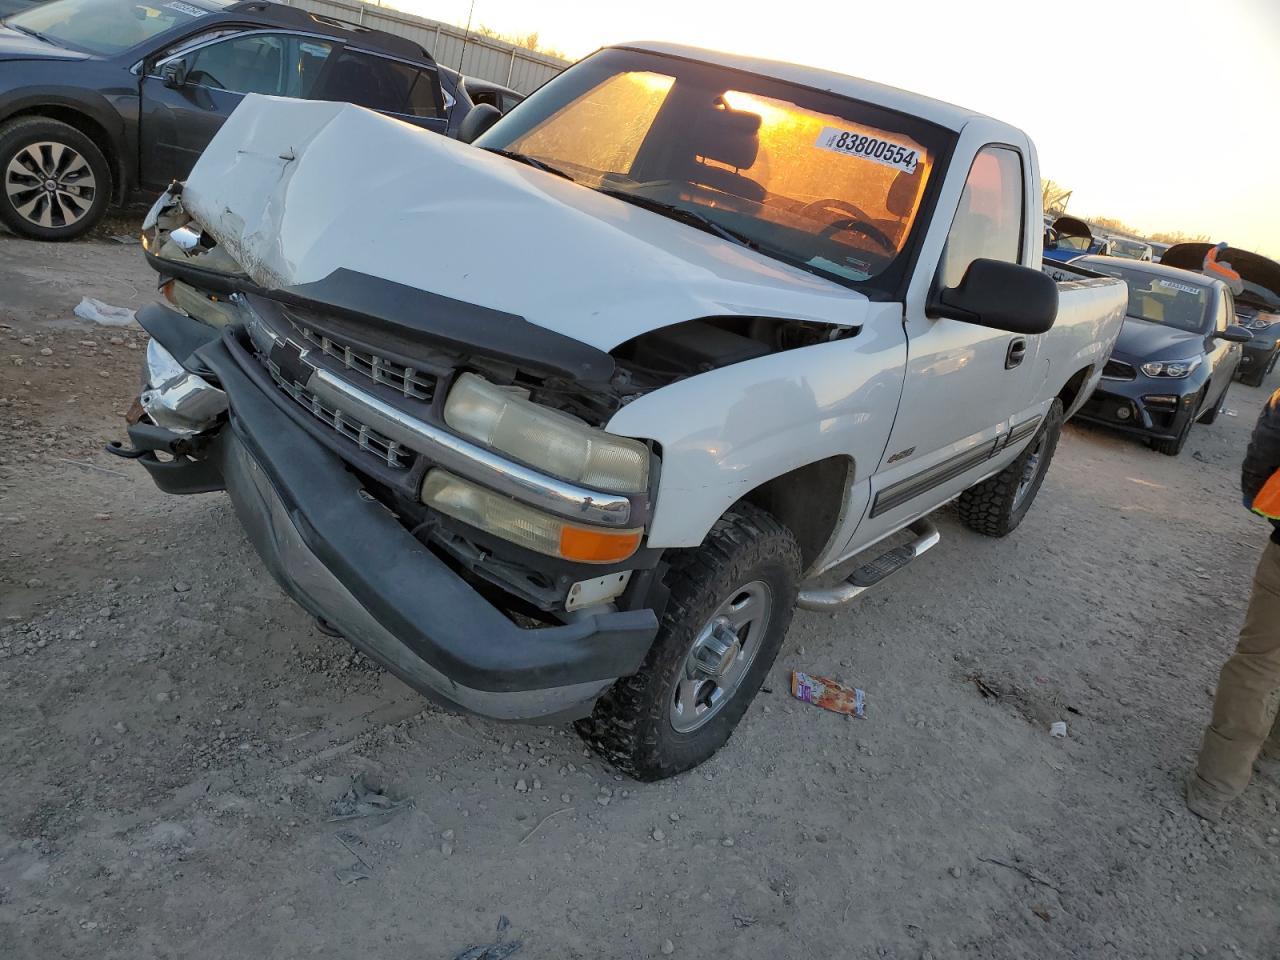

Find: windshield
<box><xmin>1054</xmin><ymin>233</ymin><xmax>1092</xmax><ymax>252</ymax></box>
<box><xmin>476</xmin><ymin>48</ymin><xmax>954</xmax><ymax>294</ymax></box>
<box><xmin>5</xmin><ymin>0</ymin><xmax>225</xmax><ymax>56</ymax></box>
<box><xmin>1089</xmin><ymin>263</ymin><xmax>1213</xmax><ymax>333</ymax></box>
<box><xmin>1109</xmin><ymin>238</ymin><xmax>1152</xmax><ymax>260</ymax></box>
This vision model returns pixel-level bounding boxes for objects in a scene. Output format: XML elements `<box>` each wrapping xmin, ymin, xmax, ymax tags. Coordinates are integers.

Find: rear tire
<box><xmin>0</xmin><ymin>117</ymin><xmax>111</xmax><ymax>241</ymax></box>
<box><xmin>576</xmin><ymin>503</ymin><xmax>801</xmax><ymax>781</ymax></box>
<box><xmin>956</xmin><ymin>399</ymin><xmax>1063</xmax><ymax>538</ymax></box>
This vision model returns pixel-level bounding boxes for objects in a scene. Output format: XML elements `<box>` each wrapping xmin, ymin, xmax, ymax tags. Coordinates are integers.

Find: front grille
<box><xmin>292</xmin><ymin>322</ymin><xmax>437</xmax><ymax>402</ymax></box>
<box><xmin>268</xmin><ymin>366</ymin><xmax>411</xmax><ymax>469</ymax></box>
<box><xmin>1102</xmin><ymin>359</ymin><xmax>1136</xmax><ymax>381</ymax></box>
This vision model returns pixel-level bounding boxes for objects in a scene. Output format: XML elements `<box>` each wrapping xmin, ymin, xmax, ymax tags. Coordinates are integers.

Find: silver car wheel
<box><xmin>5</xmin><ymin>141</ymin><xmax>97</xmax><ymax>230</ymax></box>
<box><xmin>669</xmin><ymin>580</ymin><xmax>773</xmax><ymax>733</ymax></box>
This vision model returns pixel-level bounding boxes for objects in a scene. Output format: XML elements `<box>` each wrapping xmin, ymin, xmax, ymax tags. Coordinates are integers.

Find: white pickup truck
<box><xmin>115</xmin><ymin>42</ymin><xmax>1126</xmax><ymax>780</ymax></box>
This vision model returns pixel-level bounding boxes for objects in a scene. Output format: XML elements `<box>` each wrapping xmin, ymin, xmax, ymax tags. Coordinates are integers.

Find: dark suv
<box><xmin>0</xmin><ymin>0</ymin><xmax>470</xmax><ymax>240</ymax></box>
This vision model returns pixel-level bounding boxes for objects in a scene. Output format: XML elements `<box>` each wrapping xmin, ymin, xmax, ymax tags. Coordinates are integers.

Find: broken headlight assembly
<box><xmin>421</xmin><ymin>469</ymin><xmax>643</xmax><ymax>564</ymax></box>
<box><xmin>443</xmin><ymin>373</ymin><xmax>650</xmax><ymax>494</ymax></box>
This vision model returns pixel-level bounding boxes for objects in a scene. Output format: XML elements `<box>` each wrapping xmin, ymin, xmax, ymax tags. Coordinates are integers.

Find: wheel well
<box><xmin>1057</xmin><ymin>365</ymin><xmax>1094</xmax><ymax>415</ymax></box>
<box><xmin>739</xmin><ymin>456</ymin><xmax>852</xmax><ymax>574</ymax></box>
<box><xmin>5</xmin><ymin>106</ymin><xmax>124</xmax><ymax>202</ymax></box>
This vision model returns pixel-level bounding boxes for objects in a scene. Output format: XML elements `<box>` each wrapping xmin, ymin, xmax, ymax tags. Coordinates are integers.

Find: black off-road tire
<box><xmin>1199</xmin><ymin>382</ymin><xmax>1229</xmax><ymax>425</ymax></box>
<box><xmin>955</xmin><ymin>399</ymin><xmax>1064</xmax><ymax>538</ymax></box>
<box><xmin>0</xmin><ymin>117</ymin><xmax>112</xmax><ymax>241</ymax></box>
<box><xmin>575</xmin><ymin>503</ymin><xmax>801</xmax><ymax>781</ymax></box>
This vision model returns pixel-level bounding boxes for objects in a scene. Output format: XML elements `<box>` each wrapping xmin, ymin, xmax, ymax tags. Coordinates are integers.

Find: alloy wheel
<box><xmin>669</xmin><ymin>580</ymin><xmax>773</xmax><ymax>733</ymax></box>
<box><xmin>4</xmin><ymin>141</ymin><xmax>97</xmax><ymax>230</ymax></box>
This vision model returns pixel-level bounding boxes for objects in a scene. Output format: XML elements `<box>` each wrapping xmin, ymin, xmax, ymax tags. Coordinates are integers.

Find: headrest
<box><xmin>886</xmin><ymin>169</ymin><xmax>922</xmax><ymax>218</ymax></box>
<box><xmin>694</xmin><ymin>104</ymin><xmax>762</xmax><ymax>170</ymax></box>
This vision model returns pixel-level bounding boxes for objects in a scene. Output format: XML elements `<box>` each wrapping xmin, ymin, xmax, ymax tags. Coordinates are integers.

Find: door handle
<box><xmin>1005</xmin><ymin>337</ymin><xmax>1028</xmax><ymax>370</ymax></box>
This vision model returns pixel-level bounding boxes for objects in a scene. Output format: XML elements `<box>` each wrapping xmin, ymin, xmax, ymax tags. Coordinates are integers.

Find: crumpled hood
<box><xmin>1112</xmin><ymin>316</ymin><xmax>1204</xmax><ymax>361</ymax></box>
<box><xmin>182</xmin><ymin>95</ymin><xmax>870</xmax><ymax>352</ymax></box>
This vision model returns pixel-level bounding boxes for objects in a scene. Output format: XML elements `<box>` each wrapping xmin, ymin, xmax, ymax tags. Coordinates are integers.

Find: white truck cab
<box><xmin>119</xmin><ymin>42</ymin><xmax>1127</xmax><ymax>780</ymax></box>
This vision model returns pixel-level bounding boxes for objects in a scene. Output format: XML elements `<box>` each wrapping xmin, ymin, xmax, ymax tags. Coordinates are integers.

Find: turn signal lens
<box><xmin>421</xmin><ymin>469</ymin><xmax>641</xmax><ymax>563</ymax></box>
<box><xmin>559</xmin><ymin>525</ymin><xmax>643</xmax><ymax>564</ymax></box>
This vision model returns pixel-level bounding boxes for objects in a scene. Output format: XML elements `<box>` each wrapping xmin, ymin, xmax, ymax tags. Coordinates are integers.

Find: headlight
<box><xmin>421</xmin><ymin>469</ymin><xmax>642</xmax><ymax>563</ymax></box>
<box><xmin>444</xmin><ymin>373</ymin><xmax>649</xmax><ymax>493</ymax></box>
<box><xmin>1141</xmin><ymin>356</ymin><xmax>1202</xmax><ymax>378</ymax></box>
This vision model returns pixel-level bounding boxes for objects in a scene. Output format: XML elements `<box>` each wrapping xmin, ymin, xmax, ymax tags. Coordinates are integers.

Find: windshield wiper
<box><xmin>595</xmin><ymin>188</ymin><xmax>756</xmax><ymax>250</ymax></box>
<box><xmin>7</xmin><ymin>23</ymin><xmax>53</xmax><ymax>43</ymax></box>
<box><xmin>481</xmin><ymin>148</ymin><xmax>575</xmax><ymax>182</ymax></box>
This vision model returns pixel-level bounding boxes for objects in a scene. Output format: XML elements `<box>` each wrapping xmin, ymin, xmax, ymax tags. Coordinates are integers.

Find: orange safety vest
<box><xmin>1255</xmin><ymin>471</ymin><xmax>1280</xmax><ymax>520</ymax></box>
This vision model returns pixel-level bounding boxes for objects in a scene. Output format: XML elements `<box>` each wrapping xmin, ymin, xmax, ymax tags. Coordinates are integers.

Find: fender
<box><xmin>0</xmin><ymin>82</ymin><xmax>136</xmax><ymax>194</ymax></box>
<box><xmin>607</xmin><ymin>302</ymin><xmax>907</xmax><ymax>549</ymax></box>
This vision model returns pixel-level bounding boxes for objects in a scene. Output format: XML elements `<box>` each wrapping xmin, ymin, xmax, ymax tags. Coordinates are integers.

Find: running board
<box><xmin>796</xmin><ymin>519</ymin><xmax>941</xmax><ymax>612</ymax></box>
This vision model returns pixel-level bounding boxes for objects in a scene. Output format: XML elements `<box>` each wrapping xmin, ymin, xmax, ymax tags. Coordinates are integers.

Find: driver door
<box><xmin>851</xmin><ymin>144</ymin><xmax>1046</xmax><ymax>545</ymax></box>
<box><xmin>138</xmin><ymin>32</ymin><xmax>334</xmax><ymax>190</ymax></box>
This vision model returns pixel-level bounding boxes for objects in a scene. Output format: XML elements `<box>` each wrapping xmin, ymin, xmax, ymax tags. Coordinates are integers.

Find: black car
<box><xmin>461</xmin><ymin>75</ymin><xmax>524</xmax><ymax>114</ymax></box>
<box><xmin>1159</xmin><ymin>242</ymin><xmax>1280</xmax><ymax>387</ymax></box>
<box><xmin>0</xmin><ymin>0</ymin><xmax>471</xmax><ymax>240</ymax></box>
<box><xmin>1074</xmin><ymin>256</ymin><xmax>1253</xmax><ymax>456</ymax></box>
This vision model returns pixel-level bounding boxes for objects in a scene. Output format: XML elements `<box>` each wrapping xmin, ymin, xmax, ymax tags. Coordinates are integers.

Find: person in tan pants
<box><xmin>1187</xmin><ymin>387</ymin><xmax>1280</xmax><ymax>819</ymax></box>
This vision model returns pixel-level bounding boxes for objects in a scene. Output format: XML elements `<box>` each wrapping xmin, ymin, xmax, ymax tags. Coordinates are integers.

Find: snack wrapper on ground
<box><xmin>791</xmin><ymin>671</ymin><xmax>866</xmax><ymax>718</ymax></box>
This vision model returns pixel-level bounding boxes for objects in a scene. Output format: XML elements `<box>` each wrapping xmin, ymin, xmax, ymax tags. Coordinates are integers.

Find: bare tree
<box><xmin>1041</xmin><ymin>179</ymin><xmax>1072</xmax><ymax>217</ymax></box>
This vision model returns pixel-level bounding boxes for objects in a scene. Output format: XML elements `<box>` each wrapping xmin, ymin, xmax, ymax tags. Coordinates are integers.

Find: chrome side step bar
<box><xmin>796</xmin><ymin>519</ymin><xmax>941</xmax><ymax>612</ymax></box>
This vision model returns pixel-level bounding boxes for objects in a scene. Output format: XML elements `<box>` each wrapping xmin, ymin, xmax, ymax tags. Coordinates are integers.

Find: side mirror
<box><xmin>458</xmin><ymin>102</ymin><xmax>502</xmax><ymax>144</ymax></box>
<box><xmin>1217</xmin><ymin>324</ymin><xmax>1253</xmax><ymax>344</ymax></box>
<box><xmin>161</xmin><ymin>59</ymin><xmax>188</xmax><ymax>89</ymax></box>
<box><xmin>930</xmin><ymin>258</ymin><xmax>1059</xmax><ymax>335</ymax></box>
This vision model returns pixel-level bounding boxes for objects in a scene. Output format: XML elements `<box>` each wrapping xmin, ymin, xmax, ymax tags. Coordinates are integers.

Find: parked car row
<box><xmin>1043</xmin><ymin>217</ymin><xmax>1280</xmax><ymax>453</ymax></box>
<box><xmin>0</xmin><ymin>0</ymin><xmax>523</xmax><ymax>241</ymax></box>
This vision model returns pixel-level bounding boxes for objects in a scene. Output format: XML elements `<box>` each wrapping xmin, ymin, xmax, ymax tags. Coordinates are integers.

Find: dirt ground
<box><xmin>2</xmin><ymin>229</ymin><xmax>1278</xmax><ymax>960</ymax></box>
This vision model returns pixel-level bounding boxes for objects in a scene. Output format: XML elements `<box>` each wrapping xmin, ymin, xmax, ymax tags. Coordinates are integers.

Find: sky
<box><xmin>397</xmin><ymin>0</ymin><xmax>1280</xmax><ymax>257</ymax></box>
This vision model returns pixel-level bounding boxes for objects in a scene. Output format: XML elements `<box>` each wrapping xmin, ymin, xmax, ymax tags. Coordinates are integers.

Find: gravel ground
<box><xmin>1</xmin><ymin>232</ymin><xmax>1278</xmax><ymax>960</ymax></box>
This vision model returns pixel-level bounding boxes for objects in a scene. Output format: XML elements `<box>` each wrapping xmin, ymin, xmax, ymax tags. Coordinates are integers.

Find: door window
<box><xmin>938</xmin><ymin>146</ymin><xmax>1025</xmax><ymax>289</ymax></box>
<box><xmin>181</xmin><ymin>33</ymin><xmax>333</xmax><ymax>98</ymax></box>
<box><xmin>318</xmin><ymin>50</ymin><xmax>440</xmax><ymax>117</ymax></box>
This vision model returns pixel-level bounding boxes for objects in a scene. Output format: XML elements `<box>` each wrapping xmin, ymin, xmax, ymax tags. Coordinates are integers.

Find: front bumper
<box><xmin>120</xmin><ymin>312</ymin><xmax>658</xmax><ymax>723</ymax></box>
<box><xmin>1076</xmin><ymin>376</ymin><xmax>1200</xmax><ymax>440</ymax></box>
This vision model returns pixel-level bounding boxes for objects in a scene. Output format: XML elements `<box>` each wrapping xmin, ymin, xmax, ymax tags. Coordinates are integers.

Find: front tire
<box><xmin>1199</xmin><ymin>382</ymin><xmax>1228</xmax><ymax>424</ymax></box>
<box><xmin>1151</xmin><ymin>412</ymin><xmax>1194</xmax><ymax>456</ymax></box>
<box><xmin>956</xmin><ymin>399</ymin><xmax>1063</xmax><ymax>538</ymax></box>
<box><xmin>576</xmin><ymin>503</ymin><xmax>801</xmax><ymax>781</ymax></box>
<box><xmin>0</xmin><ymin>117</ymin><xmax>111</xmax><ymax>241</ymax></box>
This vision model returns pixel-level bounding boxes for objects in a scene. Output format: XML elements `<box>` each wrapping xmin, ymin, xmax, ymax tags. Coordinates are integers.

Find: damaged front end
<box><xmin>115</xmin><ymin>186</ymin><xmax>661</xmax><ymax>722</ymax></box>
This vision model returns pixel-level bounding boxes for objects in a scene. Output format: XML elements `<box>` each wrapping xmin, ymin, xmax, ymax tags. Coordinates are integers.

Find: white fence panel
<box><xmin>283</xmin><ymin>0</ymin><xmax>568</xmax><ymax>93</ymax></box>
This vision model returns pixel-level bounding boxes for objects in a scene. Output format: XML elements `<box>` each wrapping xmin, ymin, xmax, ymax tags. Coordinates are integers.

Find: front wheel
<box><xmin>955</xmin><ymin>399</ymin><xmax>1064</xmax><ymax>538</ymax></box>
<box><xmin>1199</xmin><ymin>382</ymin><xmax>1228</xmax><ymax>424</ymax></box>
<box><xmin>576</xmin><ymin>503</ymin><xmax>801</xmax><ymax>781</ymax></box>
<box><xmin>1151</xmin><ymin>411</ymin><xmax>1194</xmax><ymax>456</ymax></box>
<box><xmin>0</xmin><ymin>117</ymin><xmax>111</xmax><ymax>241</ymax></box>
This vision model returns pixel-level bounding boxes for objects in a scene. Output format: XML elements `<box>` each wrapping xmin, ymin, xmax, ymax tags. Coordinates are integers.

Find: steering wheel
<box><xmin>799</xmin><ymin>197</ymin><xmax>895</xmax><ymax>251</ymax></box>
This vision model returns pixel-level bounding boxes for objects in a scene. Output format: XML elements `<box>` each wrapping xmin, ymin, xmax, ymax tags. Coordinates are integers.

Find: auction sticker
<box><xmin>1158</xmin><ymin>279</ymin><xmax>1203</xmax><ymax>295</ymax></box>
<box><xmin>165</xmin><ymin>1</ymin><xmax>209</xmax><ymax>16</ymax></box>
<box><xmin>815</xmin><ymin>127</ymin><xmax>919</xmax><ymax>174</ymax></box>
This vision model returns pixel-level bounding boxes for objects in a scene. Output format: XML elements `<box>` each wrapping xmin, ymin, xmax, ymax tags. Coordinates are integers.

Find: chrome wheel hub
<box><xmin>5</xmin><ymin>141</ymin><xmax>97</xmax><ymax>230</ymax></box>
<box><xmin>1013</xmin><ymin>435</ymin><xmax>1046</xmax><ymax>508</ymax></box>
<box><xmin>670</xmin><ymin>580</ymin><xmax>773</xmax><ymax>733</ymax></box>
